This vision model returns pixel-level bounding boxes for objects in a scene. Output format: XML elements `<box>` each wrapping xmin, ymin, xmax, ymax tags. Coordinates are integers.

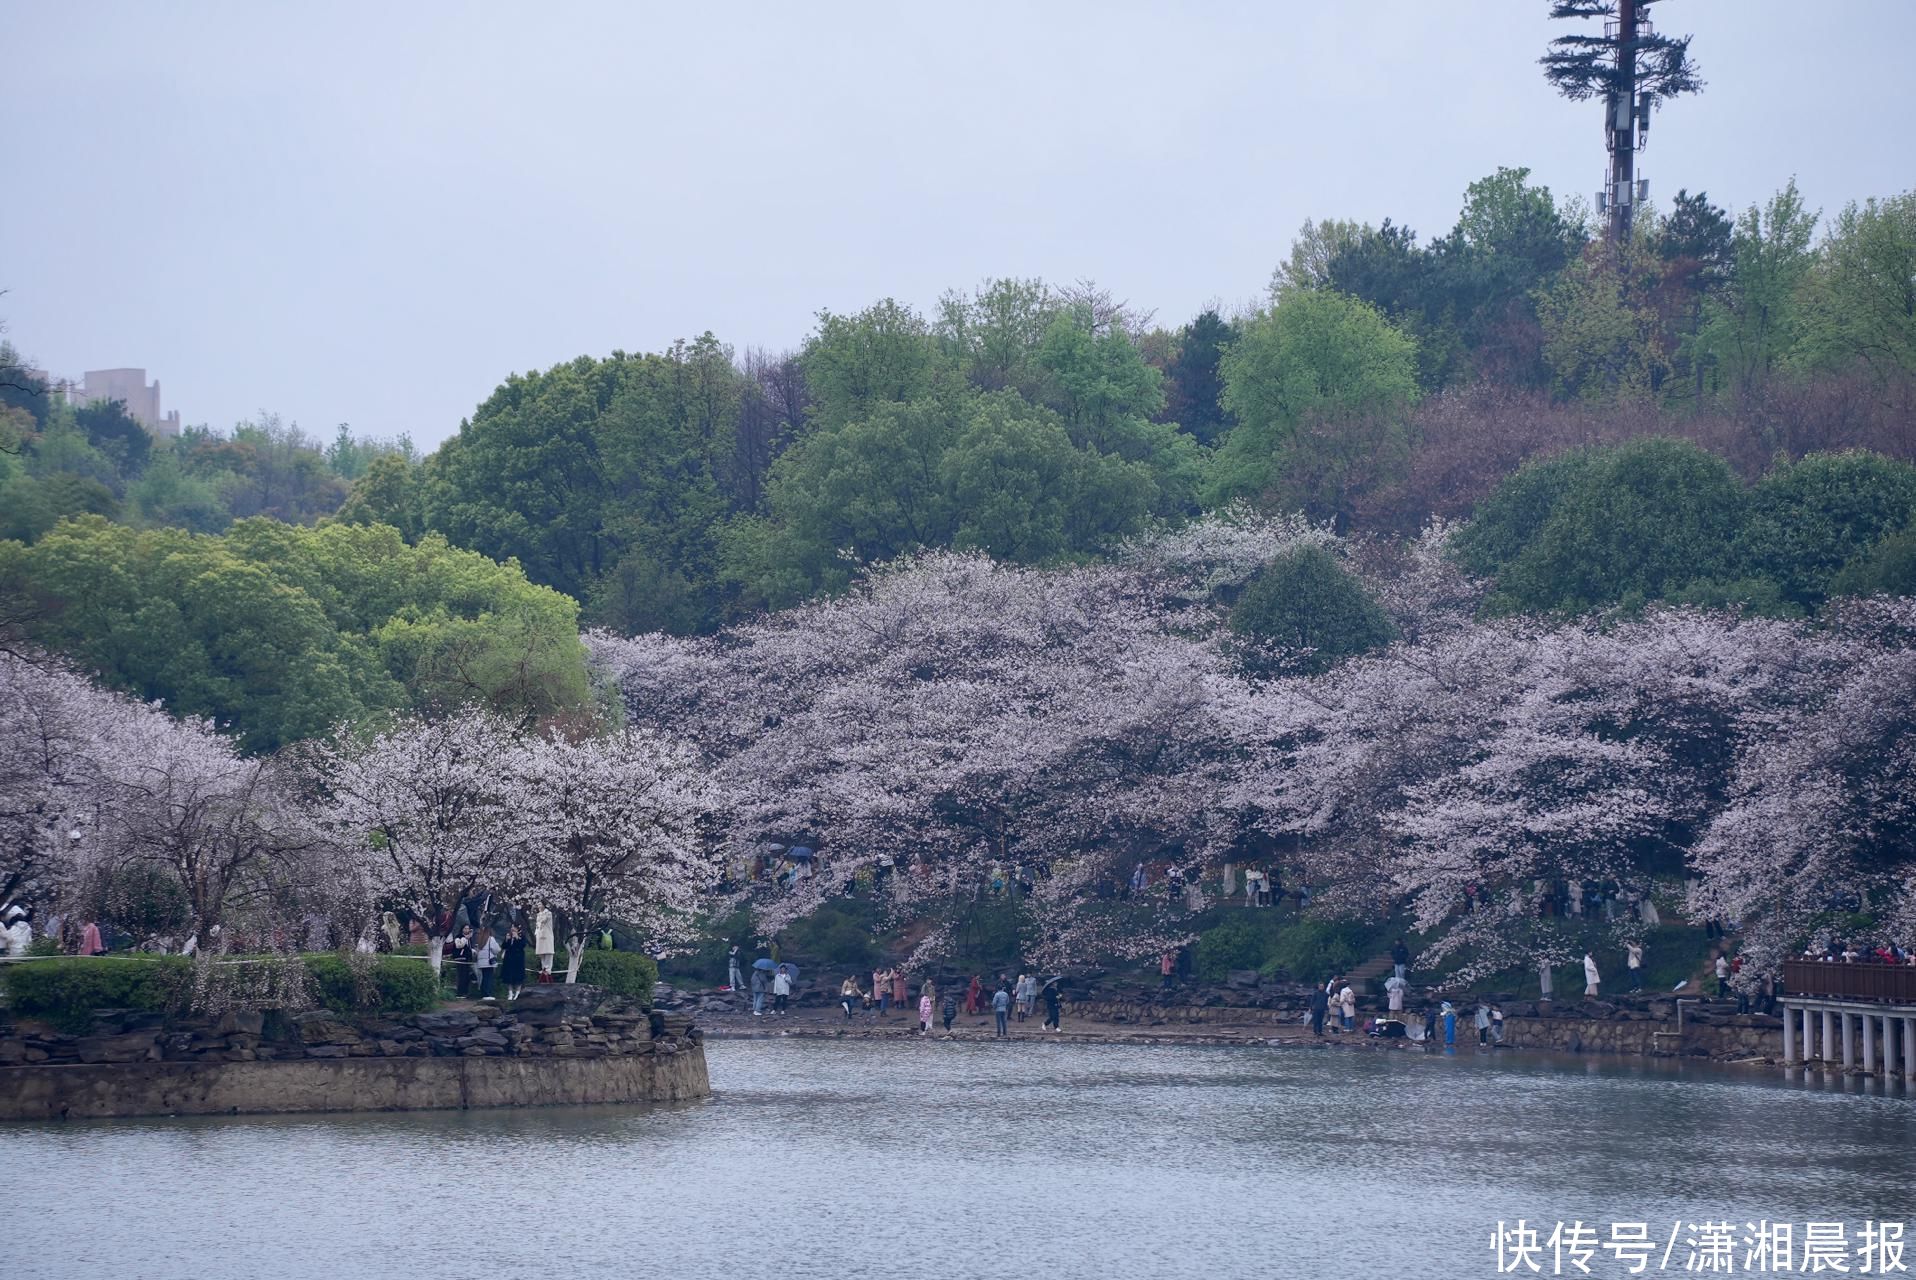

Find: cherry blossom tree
<box><xmin>1690</xmin><ymin>599</ymin><xmax>1916</xmax><ymax>978</ymax></box>
<box><xmin>593</xmin><ymin>551</ymin><xmax>1248</xmax><ymax>970</ymax></box>
<box><xmin>0</xmin><ymin>652</ymin><xmax>131</xmax><ymax>915</ymax></box>
<box><xmin>520</xmin><ymin>726</ymin><xmax>720</xmax><ymax>982</ymax></box>
<box><xmin>307</xmin><ymin>707</ymin><xmax>543</xmax><ymax>972</ymax></box>
<box><xmin>84</xmin><ymin>698</ymin><xmax>330</xmax><ymax>947</ymax></box>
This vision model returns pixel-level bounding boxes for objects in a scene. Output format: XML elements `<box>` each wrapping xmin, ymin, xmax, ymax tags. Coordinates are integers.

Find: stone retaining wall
<box><xmin>0</xmin><ymin>986</ymin><xmax>711</xmax><ymax>1120</ymax></box>
<box><xmin>1499</xmin><ymin>1013</ymin><xmax>1780</xmax><ymax>1059</ymax></box>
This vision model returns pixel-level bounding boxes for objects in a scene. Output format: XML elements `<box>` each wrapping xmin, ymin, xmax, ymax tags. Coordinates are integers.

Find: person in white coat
<box><xmin>1384</xmin><ymin>972</ymin><xmax>1407</xmax><ymax>1015</ymax></box>
<box><xmin>1583</xmin><ymin>951</ymin><xmax>1601</xmax><ymax>998</ymax></box>
<box><xmin>1337</xmin><ymin>983</ymin><xmax>1356</xmax><ymax>1032</ymax></box>
<box><xmin>3</xmin><ymin>906</ymin><xmax>31</xmax><ymax>957</ymax></box>
<box><xmin>534</xmin><ymin>908</ymin><xmax>555</xmax><ymax>982</ymax></box>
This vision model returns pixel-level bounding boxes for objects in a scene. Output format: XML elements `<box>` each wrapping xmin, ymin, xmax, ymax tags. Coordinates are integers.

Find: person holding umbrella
<box><xmin>750</xmin><ymin>958</ymin><xmax>773</xmax><ymax>1016</ymax></box>
<box><xmin>839</xmin><ymin>975</ymin><xmax>866</xmax><ymax>1020</ymax></box>
<box><xmin>773</xmin><ymin>962</ymin><xmax>794</xmax><ymax>1014</ymax></box>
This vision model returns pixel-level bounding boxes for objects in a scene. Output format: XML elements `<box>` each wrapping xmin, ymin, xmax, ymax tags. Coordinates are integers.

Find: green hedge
<box><xmin>304</xmin><ymin>954</ymin><xmax>440</xmax><ymax>1015</ymax></box>
<box><xmin>576</xmin><ymin>951</ymin><xmax>658</xmax><ymax>1005</ymax></box>
<box><xmin>0</xmin><ymin>957</ymin><xmax>193</xmax><ymax>1032</ymax></box>
<box><xmin>0</xmin><ymin>953</ymin><xmax>440</xmax><ymax>1030</ymax></box>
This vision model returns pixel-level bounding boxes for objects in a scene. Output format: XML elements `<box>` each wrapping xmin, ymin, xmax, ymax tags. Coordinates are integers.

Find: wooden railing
<box><xmin>1783</xmin><ymin>959</ymin><xmax>1916</xmax><ymax>1004</ymax></box>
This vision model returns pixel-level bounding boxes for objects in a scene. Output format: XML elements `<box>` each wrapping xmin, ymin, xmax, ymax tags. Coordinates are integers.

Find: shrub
<box><xmin>1192</xmin><ymin>914</ymin><xmax>1276</xmax><ymax>981</ymax></box>
<box><xmin>0</xmin><ymin>957</ymin><xmax>192</xmax><ymax>1032</ymax></box>
<box><xmin>304</xmin><ymin>953</ymin><xmax>440</xmax><ymax>1015</ymax></box>
<box><xmin>1230</xmin><ymin>545</ymin><xmax>1396</xmax><ymax>673</ymax></box>
<box><xmin>576</xmin><ymin>951</ymin><xmax>658</xmax><ymax>1005</ymax></box>
<box><xmin>1265</xmin><ymin>918</ymin><xmax>1380</xmax><ymax>983</ymax></box>
<box><xmin>780</xmin><ymin>898</ymin><xmax>883</xmax><ymax>971</ymax></box>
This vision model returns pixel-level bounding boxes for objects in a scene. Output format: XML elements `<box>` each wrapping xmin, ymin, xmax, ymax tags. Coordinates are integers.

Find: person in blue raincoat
<box><xmin>1441</xmin><ymin>1001</ymin><xmax>1457</xmax><ymax>1046</ymax></box>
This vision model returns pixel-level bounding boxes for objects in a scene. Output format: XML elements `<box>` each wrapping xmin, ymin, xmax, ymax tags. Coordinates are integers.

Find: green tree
<box><xmin>1536</xmin><ymin>241</ymin><xmax>1670</xmax><ymax>399</ymax></box>
<box><xmin>1453</xmin><ymin>449</ymin><xmax>1601</xmax><ymax>578</ymax></box>
<box><xmin>1159</xmin><ymin>308</ymin><xmax>1238</xmax><ymax>446</ymax></box>
<box><xmin>0</xmin><ymin>517</ymin><xmax>590</xmax><ymax>751</ymax></box>
<box><xmin>1494</xmin><ymin>439</ymin><xmax>1748</xmax><ymax>613</ymax></box>
<box><xmin>1269</xmin><ymin>218</ymin><xmax>1371</xmax><ymax>299</ymax></box>
<box><xmin>423</xmin><ymin>340</ymin><xmax>737</xmax><ymax>630</ymax></box>
<box><xmin>1209</xmin><ymin>291</ymin><xmax>1418</xmax><ymax>507</ymax></box>
<box><xmin>1229</xmin><ymin>544</ymin><xmax>1396</xmax><ymax>674</ymax></box>
<box><xmin>73</xmin><ymin>399</ymin><xmax>152</xmax><ymax>476</ymax></box>
<box><xmin>935</xmin><ymin>277</ymin><xmax>1057</xmax><ymax>394</ymax></box>
<box><xmin>802</xmin><ymin>299</ymin><xmax>945</xmax><ymax>431</ymax></box>
<box><xmin>1691</xmin><ymin>181</ymin><xmax>1820</xmax><ymax>395</ymax></box>
<box><xmin>334</xmin><ymin>451</ymin><xmax>426</xmax><ymax>540</ymax></box>
<box><xmin>1738</xmin><ymin>451</ymin><xmax>1916</xmax><ymax>608</ymax></box>
<box><xmin>1832</xmin><ymin>527</ymin><xmax>1916</xmax><ymax>599</ymax></box>
<box><xmin>1794</xmin><ymin>190</ymin><xmax>1916</xmax><ymax>382</ymax></box>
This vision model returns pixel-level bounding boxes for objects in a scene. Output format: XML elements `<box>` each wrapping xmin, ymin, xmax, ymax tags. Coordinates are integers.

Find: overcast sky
<box><xmin>4</xmin><ymin>1</ymin><xmax>1912</xmax><ymax>450</ymax></box>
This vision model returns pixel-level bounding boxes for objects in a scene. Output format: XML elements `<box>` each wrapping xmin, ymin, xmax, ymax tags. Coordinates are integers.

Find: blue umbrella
<box><xmin>752</xmin><ymin>957</ymin><xmax>778</xmax><ymax>971</ymax></box>
<box><xmin>789</xmin><ymin>846</ymin><xmax>815</xmax><ymax>861</ymax></box>
<box><xmin>777</xmin><ymin>963</ymin><xmax>800</xmax><ymax>981</ymax></box>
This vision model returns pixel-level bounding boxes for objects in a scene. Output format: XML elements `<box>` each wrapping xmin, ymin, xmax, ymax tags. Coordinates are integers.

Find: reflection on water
<box><xmin>5</xmin><ymin>1040</ymin><xmax>1913</xmax><ymax>1280</ymax></box>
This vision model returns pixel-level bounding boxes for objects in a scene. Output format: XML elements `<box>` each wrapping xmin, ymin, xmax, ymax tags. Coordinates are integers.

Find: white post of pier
<box><xmin>1842</xmin><ymin>1012</ymin><xmax>1856</xmax><ymax>1069</ymax></box>
<box><xmin>1804</xmin><ymin>1007</ymin><xmax>1817</xmax><ymax>1060</ymax></box>
<box><xmin>1824</xmin><ymin>1010</ymin><xmax>1837</xmax><ymax>1065</ymax></box>
<box><xmin>1783</xmin><ymin>1007</ymin><xmax>1796</xmax><ymax>1063</ymax></box>
<box><xmin>1862</xmin><ymin>1012</ymin><xmax>1876</xmax><ymax>1074</ymax></box>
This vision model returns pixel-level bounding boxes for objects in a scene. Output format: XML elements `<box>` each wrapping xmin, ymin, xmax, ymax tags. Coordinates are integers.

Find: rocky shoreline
<box><xmin>664</xmin><ymin>978</ymin><xmax>1797</xmax><ymax>1066</ymax></box>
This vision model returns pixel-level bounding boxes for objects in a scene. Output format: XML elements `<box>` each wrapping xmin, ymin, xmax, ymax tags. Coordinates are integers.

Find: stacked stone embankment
<box><xmin>0</xmin><ymin>986</ymin><xmax>709</xmax><ymax>1120</ymax></box>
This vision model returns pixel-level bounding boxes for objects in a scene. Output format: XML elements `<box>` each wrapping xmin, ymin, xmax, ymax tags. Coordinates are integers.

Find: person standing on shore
<box><xmin>1309</xmin><ymin>985</ymin><xmax>1328</xmax><ymax>1037</ymax></box>
<box><xmin>1384</xmin><ymin>971</ymin><xmax>1407</xmax><ymax>1017</ymax></box>
<box><xmin>471</xmin><ymin>928</ymin><xmax>501</xmax><ymax>1001</ymax></box>
<box><xmin>1583</xmin><ymin>952</ymin><xmax>1601</xmax><ymax>999</ymax></box>
<box><xmin>940</xmin><ymin>990</ymin><xmax>957</xmax><ymax>1033</ymax></box>
<box><xmin>918</xmin><ymin>987</ymin><xmax>933</xmax><ymax>1034</ymax></box>
<box><xmin>992</xmin><ymin>984</ymin><xmax>1011</xmax><ymax>1038</ymax></box>
<box><xmin>1474</xmin><ymin>1002</ymin><xmax>1491</xmax><ymax>1046</ymax></box>
<box><xmin>1441</xmin><ymin>1001</ymin><xmax>1457</xmax><ymax>1047</ymax></box>
<box><xmin>874</xmin><ymin>967</ymin><xmax>893</xmax><ymax>1016</ymax></box>
<box><xmin>772</xmin><ymin>964</ymin><xmax>792</xmax><ymax>1014</ymax></box>
<box><xmin>451</xmin><ymin>927</ymin><xmax>475</xmax><ymax>998</ymax></box>
<box><xmin>1626</xmin><ymin>941</ymin><xmax>1643</xmax><ymax>991</ymax></box>
<box><xmin>1042</xmin><ymin>980</ymin><xmax>1062</xmax><ymax>1032</ymax></box>
<box><xmin>501</xmin><ymin>924</ymin><xmax>528</xmax><ymax>1002</ymax></box>
<box><xmin>892</xmin><ymin>969</ymin><xmax>909</xmax><ymax>1011</ymax></box>
<box><xmin>1391</xmin><ymin>938</ymin><xmax>1410</xmax><ymax>981</ymax></box>
<box><xmin>1714</xmin><ymin>951</ymin><xmax>1730</xmax><ymax>997</ymax></box>
<box><xmin>840</xmin><ymin>976</ymin><xmax>864</xmax><ymax>1020</ymax></box>
<box><xmin>535</xmin><ymin>908</ymin><xmax>555</xmax><ymax>984</ymax></box>
<box><xmin>1015</xmin><ymin>973</ymin><xmax>1035</xmax><ymax>1021</ymax></box>
<box><xmin>1160</xmin><ymin>951</ymin><xmax>1176</xmax><ymax>990</ymax></box>
<box><xmin>965</xmin><ymin>974</ymin><xmax>983</xmax><ymax>1016</ymax></box>
<box><xmin>750</xmin><ymin>964</ymin><xmax>767</xmax><ymax>1016</ymax></box>
<box><xmin>1338</xmin><ymin>982</ymin><xmax>1356</xmax><ymax>1032</ymax></box>
<box><xmin>727</xmin><ymin>943</ymin><xmax>744</xmax><ymax>993</ymax></box>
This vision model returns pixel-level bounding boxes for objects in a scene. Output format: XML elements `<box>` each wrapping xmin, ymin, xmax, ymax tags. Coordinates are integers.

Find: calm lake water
<box><xmin>5</xmin><ymin>1039</ymin><xmax>1913</xmax><ymax>1280</ymax></box>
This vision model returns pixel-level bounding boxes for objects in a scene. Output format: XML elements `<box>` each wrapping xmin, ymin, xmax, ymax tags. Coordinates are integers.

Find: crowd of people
<box><xmin>1802</xmin><ymin>940</ymin><xmax>1915</xmax><ymax>966</ymax></box>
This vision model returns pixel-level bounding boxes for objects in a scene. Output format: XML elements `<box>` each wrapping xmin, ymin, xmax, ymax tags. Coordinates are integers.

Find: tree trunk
<box><xmin>427</xmin><ymin>934</ymin><xmax>445</xmax><ymax>976</ymax></box>
<box><xmin>565</xmin><ymin>935</ymin><xmax>586</xmax><ymax>984</ymax></box>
